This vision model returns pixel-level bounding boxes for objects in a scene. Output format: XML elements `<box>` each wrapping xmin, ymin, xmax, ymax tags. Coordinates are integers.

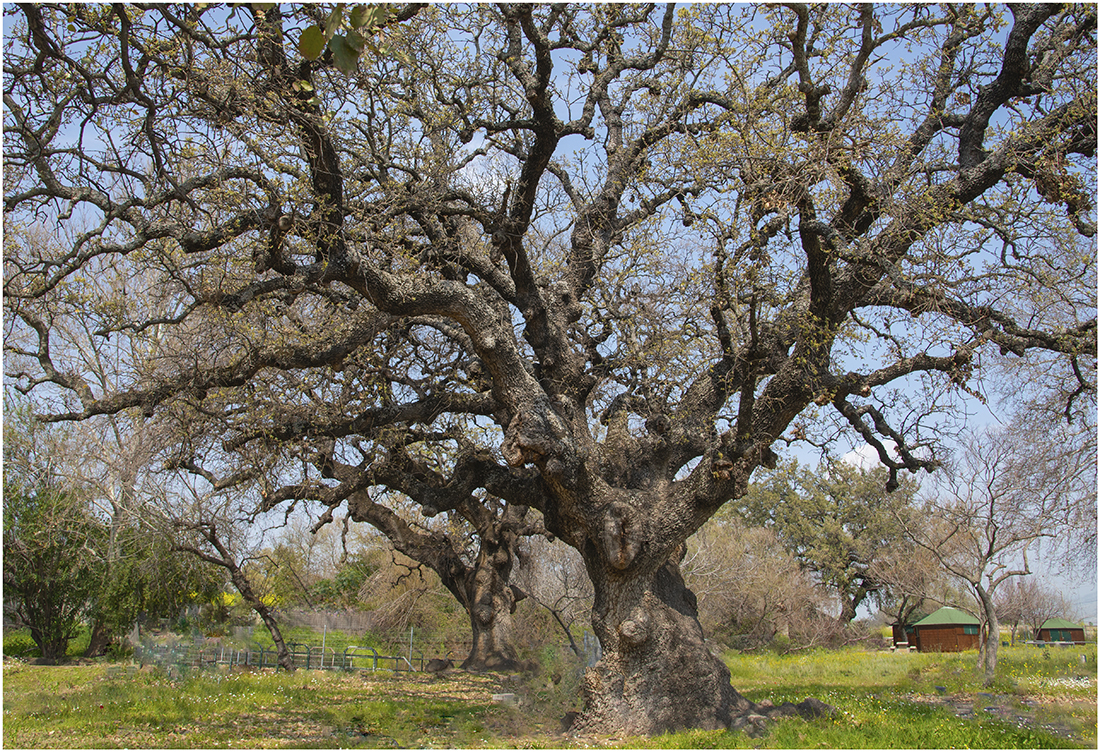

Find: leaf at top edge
<box><xmin>324</xmin><ymin>5</ymin><xmax>345</xmax><ymax>39</ymax></box>
<box><xmin>351</xmin><ymin>5</ymin><xmax>391</xmax><ymax>30</ymax></box>
<box><xmin>349</xmin><ymin>4</ymin><xmax>370</xmax><ymax>29</ymax></box>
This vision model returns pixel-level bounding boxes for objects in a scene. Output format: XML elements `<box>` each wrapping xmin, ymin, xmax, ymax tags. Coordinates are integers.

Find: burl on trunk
<box><xmin>577</xmin><ymin>550</ymin><xmax>752</xmax><ymax>734</ymax></box>
<box><xmin>553</xmin><ymin>491</ymin><xmax>833</xmax><ymax>736</ymax></box>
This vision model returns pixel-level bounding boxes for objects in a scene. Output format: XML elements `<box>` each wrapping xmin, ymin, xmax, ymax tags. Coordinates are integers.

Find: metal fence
<box><xmin>133</xmin><ymin>639</ymin><xmax>427</xmax><ymax>673</ymax></box>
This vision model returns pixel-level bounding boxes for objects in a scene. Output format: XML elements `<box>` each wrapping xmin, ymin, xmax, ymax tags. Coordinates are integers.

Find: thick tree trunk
<box><xmin>31</xmin><ymin>625</ymin><xmax>69</xmax><ymax>664</ymax></box>
<box><xmin>571</xmin><ymin>549</ymin><xmax>831</xmax><ymax>736</ymax></box>
<box><xmin>461</xmin><ymin>580</ymin><xmax>521</xmax><ymax>671</ymax></box>
<box><xmin>838</xmin><ymin>597</ymin><xmax>858</xmax><ymax>626</ymax></box>
<box><xmin>838</xmin><ymin>584</ymin><xmax>870</xmax><ymax>625</ymax></box>
<box><xmin>341</xmin><ymin>472</ymin><xmax>528</xmax><ymax>672</ymax></box>
<box><xmin>83</xmin><ymin>619</ymin><xmax>112</xmax><ymax>658</ymax></box>
<box><xmin>574</xmin><ymin>553</ymin><xmax>752</xmax><ymax>734</ymax></box>
<box><xmin>459</xmin><ymin>535</ymin><xmax>523</xmax><ymax>671</ymax></box>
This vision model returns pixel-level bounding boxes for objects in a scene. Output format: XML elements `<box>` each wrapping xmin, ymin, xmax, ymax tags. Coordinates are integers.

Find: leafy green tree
<box><xmin>310</xmin><ymin>554</ymin><xmax>381</xmax><ymax>609</ymax></box>
<box><xmin>2</xmin><ymin>409</ymin><xmax>106</xmax><ymax>663</ymax></box>
<box><xmin>3</xmin><ymin>482</ymin><xmax>105</xmax><ymax>662</ymax></box>
<box><xmin>3</xmin><ymin>400</ymin><xmax>99</xmax><ymax>660</ymax></box>
<box><xmin>5</xmin><ymin>3</ymin><xmax>1095</xmax><ymax>735</ymax></box>
<box><xmin>245</xmin><ymin>543</ymin><xmax>318</xmax><ymax>609</ymax></box>
<box><xmin>5</xmin><ymin>382</ymin><xmax>228</xmax><ymax>654</ymax></box>
<box><xmin>737</xmin><ymin>459</ymin><xmax>920</xmax><ymax>624</ymax></box>
<box><xmin>86</xmin><ymin>519</ymin><xmax>225</xmax><ymax>646</ymax></box>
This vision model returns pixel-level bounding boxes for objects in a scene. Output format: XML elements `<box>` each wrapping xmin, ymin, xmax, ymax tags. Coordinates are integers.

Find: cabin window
<box><xmin>1049</xmin><ymin>629</ymin><xmax>1072</xmax><ymax>641</ymax></box>
<box><xmin>962</xmin><ymin>625</ymin><xmax>979</xmax><ymax>635</ymax></box>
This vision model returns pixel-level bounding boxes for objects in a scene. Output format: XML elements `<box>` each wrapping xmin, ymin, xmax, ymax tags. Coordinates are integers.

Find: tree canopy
<box><xmin>3</xmin><ymin>439</ymin><xmax>103</xmax><ymax>663</ymax></box>
<box><xmin>4</xmin><ymin>2</ymin><xmax>1095</xmax><ymax>735</ymax></box>
<box><xmin>737</xmin><ymin>458</ymin><xmax>920</xmax><ymax>624</ymax></box>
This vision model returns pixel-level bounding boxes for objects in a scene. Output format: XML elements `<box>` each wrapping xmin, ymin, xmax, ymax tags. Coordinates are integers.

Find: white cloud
<box><xmin>841</xmin><ymin>441</ymin><xmax>898</xmax><ymax>471</ymax></box>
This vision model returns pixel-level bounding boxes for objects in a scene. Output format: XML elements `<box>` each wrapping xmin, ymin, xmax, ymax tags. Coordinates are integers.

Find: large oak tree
<box><xmin>5</xmin><ymin>3</ymin><xmax>1095</xmax><ymax>735</ymax></box>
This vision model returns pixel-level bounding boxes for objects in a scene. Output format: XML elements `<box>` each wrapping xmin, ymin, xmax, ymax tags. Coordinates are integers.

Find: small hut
<box><xmin>905</xmin><ymin>607</ymin><xmax>981</xmax><ymax>653</ymax></box>
<box><xmin>1036</xmin><ymin>617</ymin><xmax>1086</xmax><ymax>644</ymax></box>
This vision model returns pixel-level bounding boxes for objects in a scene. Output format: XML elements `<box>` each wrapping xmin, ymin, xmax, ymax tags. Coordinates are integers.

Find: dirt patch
<box><xmin>906</xmin><ymin>691</ymin><xmax>1082</xmax><ymax>744</ymax></box>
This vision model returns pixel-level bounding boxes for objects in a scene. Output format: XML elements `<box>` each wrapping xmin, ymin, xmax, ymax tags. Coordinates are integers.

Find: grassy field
<box><xmin>3</xmin><ymin>643</ymin><xmax>1095</xmax><ymax>748</ymax></box>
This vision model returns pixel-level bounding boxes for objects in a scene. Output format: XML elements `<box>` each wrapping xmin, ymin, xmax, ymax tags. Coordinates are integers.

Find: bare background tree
<box><xmin>513</xmin><ymin>533</ymin><xmax>593</xmax><ymax>659</ymax></box>
<box><xmin>899</xmin><ymin>419</ymin><xmax>1095</xmax><ymax>684</ymax></box>
<box><xmin>868</xmin><ymin>527</ymin><xmax>963</xmax><ymax>630</ymax></box>
<box><xmin>995</xmin><ymin>578</ymin><xmax>1077</xmax><ymax>646</ymax></box>
<box><xmin>684</xmin><ymin>514</ymin><xmax>832</xmax><ymax>651</ymax></box>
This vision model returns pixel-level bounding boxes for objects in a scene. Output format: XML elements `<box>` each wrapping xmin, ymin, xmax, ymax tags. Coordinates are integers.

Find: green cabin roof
<box><xmin>1039</xmin><ymin>617</ymin><xmax>1082</xmax><ymax>630</ymax></box>
<box><xmin>912</xmin><ymin>606</ymin><xmax>981</xmax><ymax>627</ymax></box>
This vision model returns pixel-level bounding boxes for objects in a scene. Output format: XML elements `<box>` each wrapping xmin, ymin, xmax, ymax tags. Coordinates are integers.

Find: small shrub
<box><xmin>3</xmin><ymin>629</ymin><xmax>40</xmax><ymax>658</ymax></box>
<box><xmin>105</xmin><ymin>641</ymin><xmax>132</xmax><ymax>660</ymax></box>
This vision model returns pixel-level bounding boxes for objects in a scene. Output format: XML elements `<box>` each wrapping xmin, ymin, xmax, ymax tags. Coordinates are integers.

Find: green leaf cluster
<box><xmin>309</xmin><ymin>554</ymin><xmax>381</xmax><ymax>609</ymax></box>
<box><xmin>88</xmin><ymin>524</ymin><xmax>226</xmax><ymax>638</ymax></box>
<box><xmin>297</xmin><ymin>3</ymin><xmax>394</xmax><ymax>72</ymax></box>
<box><xmin>734</xmin><ymin>458</ymin><xmax>919</xmax><ymax>619</ymax></box>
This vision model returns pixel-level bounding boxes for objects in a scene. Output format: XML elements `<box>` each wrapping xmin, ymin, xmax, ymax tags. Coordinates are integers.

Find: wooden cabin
<box><xmin>1035</xmin><ymin>617</ymin><xmax>1086</xmax><ymax>644</ymax></box>
<box><xmin>898</xmin><ymin>607</ymin><xmax>981</xmax><ymax>653</ymax></box>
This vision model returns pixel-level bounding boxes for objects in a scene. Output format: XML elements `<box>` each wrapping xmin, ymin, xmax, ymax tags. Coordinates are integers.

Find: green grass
<box><xmin>3</xmin><ymin>643</ymin><xmax>1095</xmax><ymax>748</ymax></box>
<box><xmin>630</xmin><ymin>701</ymin><xmax>1072</xmax><ymax>749</ymax></box>
<box><xmin>2</xmin><ymin>663</ymin><xmax>502</xmax><ymax>748</ymax></box>
<box><xmin>2</xmin><ymin>628</ymin><xmax>40</xmax><ymax>658</ymax></box>
<box><xmin>625</xmin><ymin>644</ymin><xmax>1096</xmax><ymax>749</ymax></box>
<box><xmin>156</xmin><ymin>623</ymin><xmax>415</xmax><ymax>661</ymax></box>
<box><xmin>244</xmin><ymin>625</ymin><xmax>384</xmax><ymax>653</ymax></box>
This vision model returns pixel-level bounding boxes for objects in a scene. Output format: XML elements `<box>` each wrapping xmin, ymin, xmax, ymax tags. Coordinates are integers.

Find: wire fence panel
<box><xmin>134</xmin><ymin>638</ymin><xmax>426</xmax><ymax>674</ymax></box>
